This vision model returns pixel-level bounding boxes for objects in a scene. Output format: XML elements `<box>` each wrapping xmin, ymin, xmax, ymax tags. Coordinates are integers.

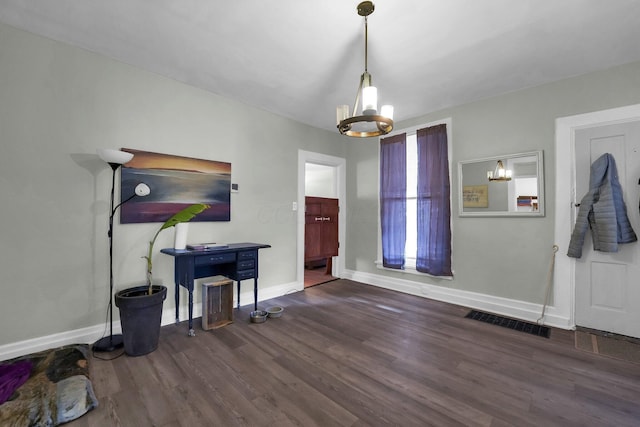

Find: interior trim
<box><xmin>343</xmin><ymin>269</ymin><xmax>571</xmax><ymax>330</ymax></box>
<box><xmin>554</xmin><ymin>103</ymin><xmax>640</xmax><ymax>332</ymax></box>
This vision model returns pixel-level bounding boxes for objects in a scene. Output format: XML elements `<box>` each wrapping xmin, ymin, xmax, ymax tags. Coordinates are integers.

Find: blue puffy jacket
<box><xmin>567</xmin><ymin>153</ymin><xmax>637</xmax><ymax>258</ymax></box>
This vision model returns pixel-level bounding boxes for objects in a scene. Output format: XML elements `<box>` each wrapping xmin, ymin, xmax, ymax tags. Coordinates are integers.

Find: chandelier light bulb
<box><xmin>362</xmin><ymin>86</ymin><xmax>378</xmax><ymax>115</ymax></box>
<box><xmin>336</xmin><ymin>105</ymin><xmax>349</xmax><ymax>125</ymax></box>
<box><xmin>380</xmin><ymin>105</ymin><xmax>393</xmax><ymax>120</ymax></box>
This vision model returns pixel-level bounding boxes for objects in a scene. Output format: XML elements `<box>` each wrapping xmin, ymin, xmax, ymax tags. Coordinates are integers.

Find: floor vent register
<box><xmin>465</xmin><ymin>310</ymin><xmax>550</xmax><ymax>338</ymax></box>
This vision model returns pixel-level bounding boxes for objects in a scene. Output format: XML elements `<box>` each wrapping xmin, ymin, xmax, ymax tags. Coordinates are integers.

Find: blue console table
<box><xmin>161</xmin><ymin>242</ymin><xmax>271</xmax><ymax>336</ymax></box>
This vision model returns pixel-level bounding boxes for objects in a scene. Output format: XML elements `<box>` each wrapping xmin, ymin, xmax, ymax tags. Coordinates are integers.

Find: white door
<box><xmin>573</xmin><ymin>121</ymin><xmax>640</xmax><ymax>338</ymax></box>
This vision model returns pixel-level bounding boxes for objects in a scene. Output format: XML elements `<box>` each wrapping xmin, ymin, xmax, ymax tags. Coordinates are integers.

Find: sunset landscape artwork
<box><xmin>120</xmin><ymin>148</ymin><xmax>231</xmax><ymax>223</ymax></box>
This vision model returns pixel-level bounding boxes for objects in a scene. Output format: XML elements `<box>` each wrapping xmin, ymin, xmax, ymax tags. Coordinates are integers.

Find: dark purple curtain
<box><xmin>380</xmin><ymin>133</ymin><xmax>406</xmax><ymax>269</ymax></box>
<box><xmin>416</xmin><ymin>125</ymin><xmax>452</xmax><ymax>276</ymax></box>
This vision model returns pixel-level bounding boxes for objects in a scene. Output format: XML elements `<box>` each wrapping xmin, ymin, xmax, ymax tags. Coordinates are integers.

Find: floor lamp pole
<box><xmin>93</xmin><ymin>162</ymin><xmax>124</xmax><ymax>352</ymax></box>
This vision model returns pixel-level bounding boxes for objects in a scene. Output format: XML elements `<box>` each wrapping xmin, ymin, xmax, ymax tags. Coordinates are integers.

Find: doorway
<box><xmin>573</xmin><ymin>122</ymin><xmax>640</xmax><ymax>337</ymax></box>
<box><xmin>304</xmin><ymin>195</ymin><xmax>339</xmax><ymax>287</ymax></box>
<box><xmin>554</xmin><ymin>104</ymin><xmax>640</xmax><ymax>337</ymax></box>
<box><xmin>297</xmin><ymin>151</ymin><xmax>346</xmax><ymax>289</ymax></box>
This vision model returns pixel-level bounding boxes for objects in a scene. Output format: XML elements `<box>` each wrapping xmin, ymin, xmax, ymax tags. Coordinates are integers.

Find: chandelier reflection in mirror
<box><xmin>336</xmin><ymin>1</ymin><xmax>393</xmax><ymax>138</ymax></box>
<box><xmin>487</xmin><ymin>160</ymin><xmax>513</xmax><ymax>182</ymax></box>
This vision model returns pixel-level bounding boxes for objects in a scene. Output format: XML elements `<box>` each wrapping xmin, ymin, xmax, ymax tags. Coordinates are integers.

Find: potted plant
<box><xmin>115</xmin><ymin>203</ymin><xmax>209</xmax><ymax>356</ymax></box>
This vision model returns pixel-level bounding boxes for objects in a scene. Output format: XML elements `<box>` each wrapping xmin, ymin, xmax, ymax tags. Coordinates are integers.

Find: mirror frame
<box><xmin>458</xmin><ymin>150</ymin><xmax>544</xmax><ymax>217</ymax></box>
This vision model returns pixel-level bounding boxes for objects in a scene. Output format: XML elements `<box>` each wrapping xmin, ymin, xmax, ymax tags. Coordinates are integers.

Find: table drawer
<box><xmin>237</xmin><ymin>259</ymin><xmax>255</xmax><ymax>270</ymax></box>
<box><xmin>235</xmin><ymin>269</ymin><xmax>256</xmax><ymax>280</ymax></box>
<box><xmin>238</xmin><ymin>250</ymin><xmax>257</xmax><ymax>260</ymax></box>
<box><xmin>195</xmin><ymin>252</ymin><xmax>236</xmax><ymax>266</ymax></box>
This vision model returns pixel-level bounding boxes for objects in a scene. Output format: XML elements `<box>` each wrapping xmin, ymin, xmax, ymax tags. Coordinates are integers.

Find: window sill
<box><xmin>374</xmin><ymin>260</ymin><xmax>454</xmax><ymax>280</ymax></box>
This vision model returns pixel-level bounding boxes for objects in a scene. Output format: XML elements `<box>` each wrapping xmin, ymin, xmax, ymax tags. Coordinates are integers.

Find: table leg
<box><xmin>174</xmin><ymin>282</ymin><xmax>180</xmax><ymax>325</ymax></box>
<box><xmin>237</xmin><ymin>281</ymin><xmax>241</xmax><ymax>309</ymax></box>
<box><xmin>188</xmin><ymin>288</ymin><xmax>195</xmax><ymax>337</ymax></box>
<box><xmin>254</xmin><ymin>278</ymin><xmax>258</xmax><ymax>310</ymax></box>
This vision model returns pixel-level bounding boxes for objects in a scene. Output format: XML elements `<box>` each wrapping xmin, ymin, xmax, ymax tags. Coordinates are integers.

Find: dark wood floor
<box><xmin>72</xmin><ymin>279</ymin><xmax>640</xmax><ymax>426</ymax></box>
<box><xmin>304</xmin><ymin>266</ymin><xmax>337</xmax><ymax>288</ymax></box>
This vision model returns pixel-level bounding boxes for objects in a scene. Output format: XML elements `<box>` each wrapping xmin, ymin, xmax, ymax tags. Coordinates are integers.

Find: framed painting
<box><xmin>119</xmin><ymin>148</ymin><xmax>231</xmax><ymax>223</ymax></box>
<box><xmin>462</xmin><ymin>185</ymin><xmax>489</xmax><ymax>208</ymax></box>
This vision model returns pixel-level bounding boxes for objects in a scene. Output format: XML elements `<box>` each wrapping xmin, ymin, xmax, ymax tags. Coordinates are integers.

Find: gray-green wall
<box><xmin>0</xmin><ymin>22</ymin><xmax>346</xmax><ymax>347</ymax></box>
<box><xmin>3</xmin><ymin>18</ymin><xmax>640</xmax><ymax>350</ymax></box>
<box><xmin>345</xmin><ymin>59</ymin><xmax>640</xmax><ymax>303</ymax></box>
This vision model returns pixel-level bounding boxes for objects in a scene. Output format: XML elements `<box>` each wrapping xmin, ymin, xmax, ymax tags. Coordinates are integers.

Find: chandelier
<box><xmin>336</xmin><ymin>1</ymin><xmax>393</xmax><ymax>138</ymax></box>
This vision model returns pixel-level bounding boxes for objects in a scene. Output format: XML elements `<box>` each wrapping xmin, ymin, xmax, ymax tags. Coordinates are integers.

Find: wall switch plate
<box><xmin>292</xmin><ymin>201</ymin><xmax>297</xmax><ymax>211</ymax></box>
<box><xmin>231</xmin><ymin>183</ymin><xmax>239</xmax><ymax>193</ymax></box>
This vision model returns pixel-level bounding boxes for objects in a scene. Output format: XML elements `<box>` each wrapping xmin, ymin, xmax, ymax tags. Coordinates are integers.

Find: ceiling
<box><xmin>2</xmin><ymin>0</ymin><xmax>640</xmax><ymax>133</ymax></box>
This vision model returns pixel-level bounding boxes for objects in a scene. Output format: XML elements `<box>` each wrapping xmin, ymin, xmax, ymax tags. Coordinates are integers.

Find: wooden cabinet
<box><xmin>305</xmin><ymin>197</ymin><xmax>339</xmax><ymax>265</ymax></box>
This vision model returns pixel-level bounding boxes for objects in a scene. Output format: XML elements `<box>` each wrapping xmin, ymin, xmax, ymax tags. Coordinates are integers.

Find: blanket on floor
<box><xmin>0</xmin><ymin>344</ymin><xmax>97</xmax><ymax>426</ymax></box>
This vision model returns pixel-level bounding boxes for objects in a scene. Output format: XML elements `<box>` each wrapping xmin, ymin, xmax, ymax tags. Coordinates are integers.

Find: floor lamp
<box><xmin>93</xmin><ymin>149</ymin><xmax>150</xmax><ymax>352</ymax></box>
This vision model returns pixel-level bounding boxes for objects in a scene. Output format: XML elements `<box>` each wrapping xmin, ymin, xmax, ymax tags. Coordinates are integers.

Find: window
<box><xmin>379</xmin><ymin>120</ymin><xmax>452</xmax><ymax>277</ymax></box>
<box><xmin>405</xmin><ymin>133</ymin><xmax>418</xmax><ymax>262</ymax></box>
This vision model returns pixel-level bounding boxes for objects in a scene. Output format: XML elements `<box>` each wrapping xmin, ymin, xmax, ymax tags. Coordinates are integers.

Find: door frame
<box><xmin>554</xmin><ymin>103</ymin><xmax>640</xmax><ymax>330</ymax></box>
<box><xmin>297</xmin><ymin>150</ymin><xmax>346</xmax><ymax>288</ymax></box>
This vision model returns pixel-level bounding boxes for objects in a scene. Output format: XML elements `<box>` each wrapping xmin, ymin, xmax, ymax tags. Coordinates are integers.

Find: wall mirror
<box><xmin>458</xmin><ymin>150</ymin><xmax>544</xmax><ymax>217</ymax></box>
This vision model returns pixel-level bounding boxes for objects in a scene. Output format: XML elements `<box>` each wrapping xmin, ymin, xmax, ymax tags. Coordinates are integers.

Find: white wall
<box><xmin>345</xmin><ymin>59</ymin><xmax>640</xmax><ymax>310</ymax></box>
<box><xmin>4</xmin><ymin>18</ymin><xmax>640</xmax><ymax>355</ymax></box>
<box><xmin>0</xmin><ymin>22</ymin><xmax>346</xmax><ymax>349</ymax></box>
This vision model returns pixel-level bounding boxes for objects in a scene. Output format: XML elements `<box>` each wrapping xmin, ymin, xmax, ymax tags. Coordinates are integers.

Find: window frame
<box><xmin>376</xmin><ymin>118</ymin><xmax>454</xmax><ymax>278</ymax></box>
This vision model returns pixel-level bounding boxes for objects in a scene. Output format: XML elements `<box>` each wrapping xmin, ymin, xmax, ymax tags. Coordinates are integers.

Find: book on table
<box><xmin>186</xmin><ymin>243</ymin><xmax>228</xmax><ymax>250</ymax></box>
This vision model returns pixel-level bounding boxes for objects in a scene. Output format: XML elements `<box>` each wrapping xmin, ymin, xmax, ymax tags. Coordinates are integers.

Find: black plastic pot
<box><xmin>115</xmin><ymin>285</ymin><xmax>167</xmax><ymax>357</ymax></box>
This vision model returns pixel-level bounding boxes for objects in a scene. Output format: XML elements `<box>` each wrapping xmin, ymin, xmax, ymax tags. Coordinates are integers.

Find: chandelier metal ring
<box><xmin>338</xmin><ymin>114</ymin><xmax>393</xmax><ymax>138</ymax></box>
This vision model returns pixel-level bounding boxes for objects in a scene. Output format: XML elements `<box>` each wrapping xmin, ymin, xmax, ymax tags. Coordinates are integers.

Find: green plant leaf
<box><xmin>160</xmin><ymin>203</ymin><xmax>210</xmax><ymax>230</ymax></box>
<box><xmin>145</xmin><ymin>203</ymin><xmax>210</xmax><ymax>291</ymax></box>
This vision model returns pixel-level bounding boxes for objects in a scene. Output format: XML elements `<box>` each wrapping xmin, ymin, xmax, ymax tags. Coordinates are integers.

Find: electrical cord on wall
<box><xmin>537</xmin><ymin>244</ymin><xmax>559</xmax><ymax>325</ymax></box>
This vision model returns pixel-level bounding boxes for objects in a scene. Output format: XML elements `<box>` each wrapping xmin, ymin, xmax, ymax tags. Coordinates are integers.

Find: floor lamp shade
<box><xmin>97</xmin><ymin>148</ymin><xmax>133</xmax><ymax>165</ymax></box>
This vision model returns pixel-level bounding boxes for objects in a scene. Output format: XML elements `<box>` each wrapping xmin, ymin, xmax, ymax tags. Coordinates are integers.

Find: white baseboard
<box><xmin>0</xmin><ymin>324</ymin><xmax>119</xmax><ymax>362</ymax></box>
<box><xmin>342</xmin><ymin>269</ymin><xmax>572</xmax><ymax>330</ymax></box>
<box><xmin>1</xmin><ymin>273</ymin><xmax>570</xmax><ymax>361</ymax></box>
<box><xmin>0</xmin><ymin>280</ymin><xmax>302</xmax><ymax>361</ymax></box>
